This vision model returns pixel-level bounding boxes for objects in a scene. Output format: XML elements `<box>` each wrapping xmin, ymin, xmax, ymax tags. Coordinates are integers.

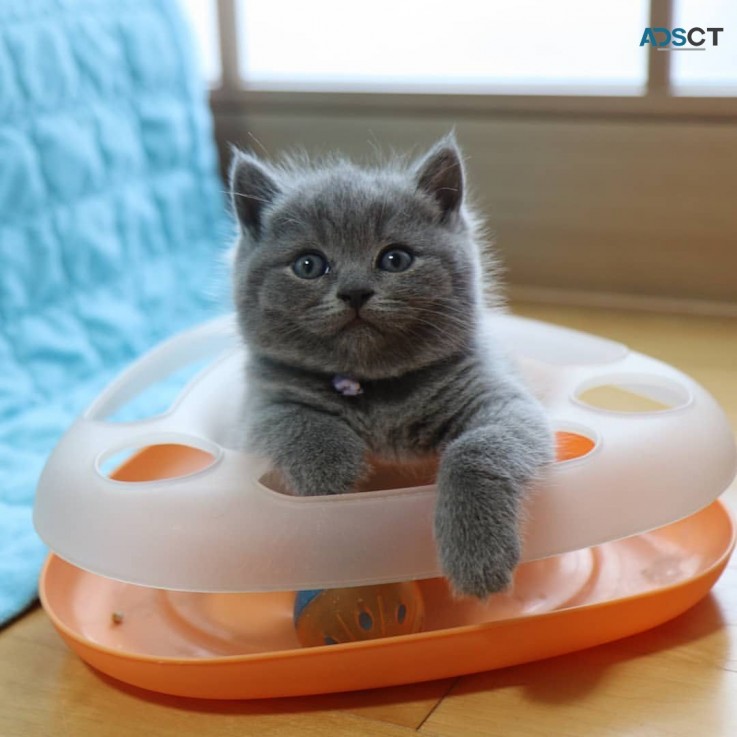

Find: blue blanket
<box><xmin>0</xmin><ymin>0</ymin><xmax>228</xmax><ymax>624</ymax></box>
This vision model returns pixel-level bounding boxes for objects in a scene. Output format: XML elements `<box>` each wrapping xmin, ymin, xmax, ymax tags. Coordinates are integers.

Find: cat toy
<box><xmin>34</xmin><ymin>312</ymin><xmax>736</xmax><ymax>699</ymax></box>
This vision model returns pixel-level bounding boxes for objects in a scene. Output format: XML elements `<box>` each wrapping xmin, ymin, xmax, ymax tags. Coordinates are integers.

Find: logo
<box><xmin>640</xmin><ymin>27</ymin><xmax>724</xmax><ymax>50</ymax></box>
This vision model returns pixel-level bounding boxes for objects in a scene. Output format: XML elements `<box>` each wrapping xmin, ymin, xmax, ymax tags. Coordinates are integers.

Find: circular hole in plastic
<box><xmin>555</xmin><ymin>430</ymin><xmax>596</xmax><ymax>463</ymax></box>
<box><xmin>358</xmin><ymin>611</ymin><xmax>373</xmax><ymax>631</ymax></box>
<box><xmin>98</xmin><ymin>443</ymin><xmax>217</xmax><ymax>483</ymax></box>
<box><xmin>573</xmin><ymin>374</ymin><xmax>691</xmax><ymax>415</ymax></box>
<box><xmin>397</xmin><ymin>603</ymin><xmax>407</xmax><ymax>624</ymax></box>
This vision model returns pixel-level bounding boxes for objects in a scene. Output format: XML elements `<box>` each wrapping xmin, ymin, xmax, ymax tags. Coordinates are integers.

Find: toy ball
<box><xmin>294</xmin><ymin>582</ymin><xmax>424</xmax><ymax>647</ymax></box>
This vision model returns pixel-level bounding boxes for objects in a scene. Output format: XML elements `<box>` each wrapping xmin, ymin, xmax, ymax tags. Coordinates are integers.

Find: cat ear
<box><xmin>229</xmin><ymin>149</ymin><xmax>280</xmax><ymax>239</ymax></box>
<box><xmin>414</xmin><ymin>136</ymin><xmax>464</xmax><ymax>222</ymax></box>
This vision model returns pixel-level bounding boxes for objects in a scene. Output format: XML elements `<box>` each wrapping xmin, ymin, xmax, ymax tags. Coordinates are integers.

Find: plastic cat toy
<box><xmin>34</xmin><ymin>310</ymin><xmax>736</xmax><ymax>698</ymax></box>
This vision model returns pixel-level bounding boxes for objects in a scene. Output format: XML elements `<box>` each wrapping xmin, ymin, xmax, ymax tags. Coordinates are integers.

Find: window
<box><xmin>182</xmin><ymin>0</ymin><xmax>737</xmax><ymax>106</ymax></box>
<box><xmin>237</xmin><ymin>1</ymin><xmax>648</xmax><ymax>92</ymax></box>
<box><xmin>671</xmin><ymin>0</ymin><xmax>737</xmax><ymax>93</ymax></box>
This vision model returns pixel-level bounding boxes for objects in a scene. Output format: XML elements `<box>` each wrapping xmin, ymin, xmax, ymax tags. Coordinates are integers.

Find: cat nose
<box><xmin>337</xmin><ymin>288</ymin><xmax>375</xmax><ymax>310</ymax></box>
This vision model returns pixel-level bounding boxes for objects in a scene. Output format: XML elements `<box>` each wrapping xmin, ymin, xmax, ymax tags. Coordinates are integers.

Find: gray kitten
<box><xmin>230</xmin><ymin>136</ymin><xmax>554</xmax><ymax>598</ymax></box>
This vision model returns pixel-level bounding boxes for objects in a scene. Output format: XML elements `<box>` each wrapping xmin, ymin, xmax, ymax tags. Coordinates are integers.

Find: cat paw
<box><xmin>260</xmin><ymin>410</ymin><xmax>367</xmax><ymax>496</ymax></box>
<box><xmin>437</xmin><ymin>535</ymin><xmax>520</xmax><ymax>599</ymax></box>
<box><xmin>280</xmin><ymin>439</ymin><xmax>366</xmax><ymax>496</ymax></box>
<box><xmin>285</xmin><ymin>466</ymin><xmax>358</xmax><ymax>496</ymax></box>
<box><xmin>434</xmin><ymin>473</ymin><xmax>522</xmax><ymax>598</ymax></box>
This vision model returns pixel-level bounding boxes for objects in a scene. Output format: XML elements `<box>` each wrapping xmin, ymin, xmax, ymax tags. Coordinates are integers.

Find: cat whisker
<box><xmin>227</xmin><ymin>190</ymin><xmax>273</xmax><ymax>205</ymax></box>
<box><xmin>246</xmin><ymin>131</ymin><xmax>270</xmax><ymax>158</ymax></box>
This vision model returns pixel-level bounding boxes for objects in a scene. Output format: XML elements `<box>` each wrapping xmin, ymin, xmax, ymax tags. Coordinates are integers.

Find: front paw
<box><xmin>436</xmin><ymin>521</ymin><xmax>520</xmax><ymax>598</ymax></box>
<box><xmin>282</xmin><ymin>456</ymin><xmax>362</xmax><ymax>496</ymax></box>
<box><xmin>277</xmin><ymin>430</ymin><xmax>367</xmax><ymax>496</ymax></box>
<box><xmin>253</xmin><ymin>408</ymin><xmax>367</xmax><ymax>496</ymax></box>
<box><xmin>434</xmin><ymin>477</ymin><xmax>522</xmax><ymax>598</ymax></box>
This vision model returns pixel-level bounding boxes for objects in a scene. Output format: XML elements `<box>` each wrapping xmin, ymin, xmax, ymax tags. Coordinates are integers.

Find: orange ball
<box><xmin>294</xmin><ymin>582</ymin><xmax>424</xmax><ymax>648</ymax></box>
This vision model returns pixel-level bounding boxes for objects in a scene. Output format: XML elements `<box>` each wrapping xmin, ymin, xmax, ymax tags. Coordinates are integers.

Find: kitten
<box><xmin>229</xmin><ymin>136</ymin><xmax>554</xmax><ymax>597</ymax></box>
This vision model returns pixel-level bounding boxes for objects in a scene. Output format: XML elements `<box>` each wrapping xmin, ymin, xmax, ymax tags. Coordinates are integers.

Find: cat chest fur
<box><xmin>251</xmin><ymin>352</ymin><xmax>496</xmax><ymax>459</ymax></box>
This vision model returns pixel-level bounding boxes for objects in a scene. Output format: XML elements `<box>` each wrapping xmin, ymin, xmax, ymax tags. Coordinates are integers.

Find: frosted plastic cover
<box><xmin>34</xmin><ymin>313</ymin><xmax>737</xmax><ymax>591</ymax></box>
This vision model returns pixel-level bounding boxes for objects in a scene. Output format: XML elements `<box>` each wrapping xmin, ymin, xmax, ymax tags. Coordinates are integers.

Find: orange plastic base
<box><xmin>40</xmin><ymin>498</ymin><xmax>734</xmax><ymax>700</ymax></box>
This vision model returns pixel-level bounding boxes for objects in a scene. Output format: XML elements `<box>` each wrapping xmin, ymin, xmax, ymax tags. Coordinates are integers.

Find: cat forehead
<box><xmin>267</xmin><ymin>170</ymin><xmax>435</xmax><ymax>241</ymax></box>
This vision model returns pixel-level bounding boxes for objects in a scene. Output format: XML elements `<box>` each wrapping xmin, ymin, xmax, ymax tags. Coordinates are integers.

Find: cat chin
<box><xmin>336</xmin><ymin>317</ymin><xmax>383</xmax><ymax>336</ymax></box>
<box><xmin>328</xmin><ymin>311</ymin><xmax>386</xmax><ymax>334</ymax></box>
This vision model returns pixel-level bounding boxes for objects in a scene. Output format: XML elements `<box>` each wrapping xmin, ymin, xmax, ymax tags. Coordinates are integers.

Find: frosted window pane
<box><xmin>179</xmin><ymin>0</ymin><xmax>221</xmax><ymax>85</ymax></box>
<box><xmin>237</xmin><ymin>0</ymin><xmax>648</xmax><ymax>92</ymax></box>
<box><xmin>672</xmin><ymin>0</ymin><xmax>737</xmax><ymax>94</ymax></box>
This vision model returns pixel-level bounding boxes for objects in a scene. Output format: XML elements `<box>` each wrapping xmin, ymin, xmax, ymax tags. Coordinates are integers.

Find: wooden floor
<box><xmin>2</xmin><ymin>302</ymin><xmax>737</xmax><ymax>737</ymax></box>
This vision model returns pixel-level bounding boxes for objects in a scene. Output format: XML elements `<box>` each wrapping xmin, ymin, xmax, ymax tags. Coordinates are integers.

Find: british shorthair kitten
<box><xmin>229</xmin><ymin>136</ymin><xmax>553</xmax><ymax>597</ymax></box>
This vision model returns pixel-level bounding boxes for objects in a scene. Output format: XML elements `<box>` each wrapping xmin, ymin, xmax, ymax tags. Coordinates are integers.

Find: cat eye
<box><xmin>377</xmin><ymin>247</ymin><xmax>414</xmax><ymax>273</ymax></box>
<box><xmin>292</xmin><ymin>252</ymin><xmax>329</xmax><ymax>280</ymax></box>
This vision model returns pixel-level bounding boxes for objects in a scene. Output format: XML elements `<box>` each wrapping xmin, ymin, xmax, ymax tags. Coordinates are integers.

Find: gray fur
<box><xmin>230</xmin><ymin>136</ymin><xmax>554</xmax><ymax>598</ymax></box>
